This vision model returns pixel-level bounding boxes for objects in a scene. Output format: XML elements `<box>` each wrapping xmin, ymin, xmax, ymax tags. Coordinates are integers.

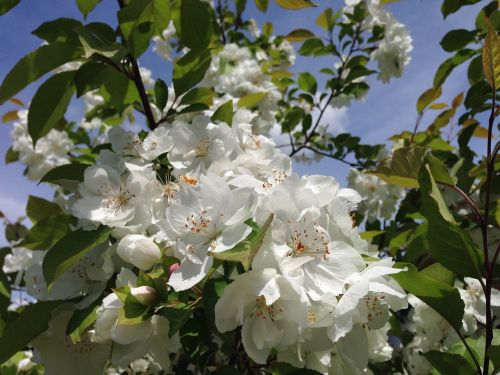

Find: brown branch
<box><xmin>483</xmin><ymin>82</ymin><xmax>497</xmax><ymax>374</ymax></box>
<box><xmin>117</xmin><ymin>0</ymin><xmax>157</xmax><ymax>130</ymax></box>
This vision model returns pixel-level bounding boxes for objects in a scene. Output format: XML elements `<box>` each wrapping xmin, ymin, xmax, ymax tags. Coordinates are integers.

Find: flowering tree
<box><xmin>0</xmin><ymin>0</ymin><xmax>498</xmax><ymax>374</ymax></box>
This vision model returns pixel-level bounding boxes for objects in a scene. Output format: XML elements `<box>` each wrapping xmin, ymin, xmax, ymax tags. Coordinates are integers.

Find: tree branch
<box><xmin>117</xmin><ymin>0</ymin><xmax>157</xmax><ymax>130</ymax></box>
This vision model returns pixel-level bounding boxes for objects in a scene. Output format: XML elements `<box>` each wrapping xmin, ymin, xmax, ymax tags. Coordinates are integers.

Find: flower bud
<box><xmin>169</xmin><ymin>262</ymin><xmax>180</xmax><ymax>275</ymax></box>
<box><xmin>117</xmin><ymin>234</ymin><xmax>161</xmax><ymax>270</ymax></box>
<box><xmin>130</xmin><ymin>286</ymin><xmax>157</xmax><ymax>306</ymax></box>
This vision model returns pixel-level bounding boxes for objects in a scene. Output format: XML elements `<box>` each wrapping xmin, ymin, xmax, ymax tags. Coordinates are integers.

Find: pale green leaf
<box><xmin>210</xmin><ymin>214</ymin><xmax>274</xmax><ymax>271</ymax></box>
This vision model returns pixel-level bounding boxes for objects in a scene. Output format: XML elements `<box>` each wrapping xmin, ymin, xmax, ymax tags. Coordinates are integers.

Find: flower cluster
<box><xmin>344</xmin><ymin>0</ymin><xmax>413</xmax><ymax>83</ymax></box>
<box><xmin>9</xmin><ymin>109</ymin><xmax>73</xmax><ymax>180</ymax></box>
<box><xmin>347</xmin><ymin>168</ymin><xmax>406</xmax><ymax>222</ymax></box>
<box><xmin>22</xmin><ymin>108</ymin><xmax>403</xmax><ymax>373</ymax></box>
<box><xmin>402</xmin><ymin>279</ymin><xmax>500</xmax><ymax>374</ymax></box>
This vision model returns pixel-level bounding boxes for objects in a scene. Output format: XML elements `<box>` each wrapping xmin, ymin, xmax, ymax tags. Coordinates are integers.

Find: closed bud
<box><xmin>117</xmin><ymin>234</ymin><xmax>161</xmax><ymax>270</ymax></box>
<box><xmin>131</xmin><ymin>286</ymin><xmax>157</xmax><ymax>306</ymax></box>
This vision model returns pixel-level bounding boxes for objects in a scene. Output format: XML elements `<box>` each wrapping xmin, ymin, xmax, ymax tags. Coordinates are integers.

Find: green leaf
<box><xmin>440</xmin><ymin>29</ymin><xmax>475</xmax><ymax>52</ymax></box>
<box><xmin>298</xmin><ymin>38</ymin><xmax>326</xmax><ymax>56</ymax></box>
<box><xmin>482</xmin><ymin>19</ymin><xmax>500</xmax><ymax>90</ymax></box>
<box><xmin>66</xmin><ymin>299</ymin><xmax>100</xmax><ymax>344</ymax></box>
<box><xmin>75</xmin><ymin>25</ymin><xmax>120</xmax><ymax>58</ymax></box>
<box><xmin>285</xmin><ymin>29</ymin><xmax>315</xmax><ymax>42</ymax></box>
<box><xmin>28</xmin><ymin>71</ymin><xmax>76</xmax><ymax>146</ymax></box>
<box><xmin>274</xmin><ymin>0</ymin><xmax>316</xmax><ymax>10</ymax></box>
<box><xmin>0</xmin><ymin>301</ymin><xmax>62</xmax><ymax>364</ymax></box>
<box><xmin>419</xmin><ymin>164</ymin><xmax>483</xmax><ymax>278</ymax></box>
<box><xmin>4</xmin><ymin>222</ymin><xmax>28</xmax><ymax>243</ymax></box>
<box><xmin>420</xmin><ymin>263</ymin><xmax>455</xmax><ymax>286</ymax></box>
<box><xmin>316</xmin><ymin>8</ymin><xmax>339</xmax><ymax>32</ymax></box>
<box><xmin>5</xmin><ymin>147</ymin><xmax>18</xmax><ymax>164</ymax></box>
<box><xmin>237</xmin><ymin>92</ymin><xmax>268</xmax><ymax>109</ymax></box>
<box><xmin>179</xmin><ymin>87</ymin><xmax>214</xmax><ymax>106</ymax></box>
<box><xmin>406</xmin><ymin>223</ymin><xmax>429</xmax><ymax>262</ymax></box>
<box><xmin>423</xmin><ymin>351</ymin><xmax>475</xmax><ymax>375</ymax></box>
<box><xmin>210</xmin><ymin>214</ymin><xmax>274</xmax><ymax>271</ymax></box>
<box><xmin>0</xmin><ymin>0</ymin><xmax>19</xmax><ymax>15</ymax></box>
<box><xmin>100</xmin><ymin>68</ymin><xmax>140</xmax><ymax>113</ymax></box>
<box><xmin>76</xmin><ymin>0</ymin><xmax>102</xmax><ymax>18</ymax></box>
<box><xmin>417</xmin><ymin>86</ymin><xmax>442</xmax><ymax>114</ymax></box>
<box><xmin>42</xmin><ymin>226</ymin><xmax>112</xmax><ymax>289</ymax></box>
<box><xmin>255</xmin><ymin>0</ymin><xmax>268</xmax><ymax>12</ymax></box>
<box><xmin>18</xmin><ymin>215</ymin><xmax>75</xmax><ymax>251</ymax></box>
<box><xmin>32</xmin><ymin>18</ymin><xmax>82</xmax><ymax>44</ymax></box>
<box><xmin>298</xmin><ymin>72</ymin><xmax>317</xmax><ymax>94</ymax></box>
<box><xmin>434</xmin><ymin>49</ymin><xmax>477</xmax><ymax>88</ymax></box>
<box><xmin>426</xmin><ymin>153</ymin><xmax>457</xmax><ymax>185</ymax></box>
<box><xmin>369</xmin><ymin>146</ymin><xmax>427</xmax><ymax>188</ymax></box>
<box><xmin>391</xmin><ymin>263</ymin><xmax>464</xmax><ymax>332</ymax></box>
<box><xmin>180</xmin><ymin>0</ymin><xmax>213</xmax><ymax>52</ymax></box>
<box><xmin>115</xmin><ymin>288</ymin><xmax>152</xmax><ymax>326</ymax></box>
<box><xmin>118</xmin><ymin>0</ymin><xmax>170</xmax><ymax>40</ymax></box>
<box><xmin>211</xmin><ymin>100</ymin><xmax>234</xmax><ymax>125</ymax></box>
<box><xmin>173</xmin><ymin>50</ymin><xmax>212</xmax><ymax>96</ymax></box>
<box><xmin>0</xmin><ymin>43</ymin><xmax>82</xmax><ymax>105</ymax></box>
<box><xmin>488</xmin><ymin>344</ymin><xmax>500</xmax><ymax>372</ymax></box>
<box><xmin>441</xmin><ymin>0</ymin><xmax>481</xmax><ymax>19</ymax></box>
<box><xmin>154</xmin><ymin>78</ymin><xmax>169</xmax><ymax>110</ymax></box>
<box><xmin>158</xmin><ymin>303</ymin><xmax>193</xmax><ymax>337</ymax></box>
<box><xmin>26</xmin><ymin>196</ymin><xmax>62</xmax><ymax>224</ymax></box>
<box><xmin>40</xmin><ymin>162</ymin><xmax>89</xmax><ymax>186</ymax></box>
<box><xmin>176</xmin><ymin>102</ymin><xmax>209</xmax><ymax>115</ymax></box>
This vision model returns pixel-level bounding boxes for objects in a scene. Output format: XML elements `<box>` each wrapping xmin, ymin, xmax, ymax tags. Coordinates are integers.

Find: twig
<box><xmin>289</xmin><ymin>24</ymin><xmax>362</xmax><ymax>158</ymax></box>
<box><xmin>301</xmin><ymin>146</ymin><xmax>360</xmax><ymax>167</ymax></box>
<box><xmin>483</xmin><ymin>82</ymin><xmax>497</xmax><ymax>374</ymax></box>
<box><xmin>117</xmin><ymin>0</ymin><xmax>157</xmax><ymax>130</ymax></box>
<box><xmin>451</xmin><ymin>325</ymin><xmax>483</xmax><ymax>375</ymax></box>
<box><xmin>437</xmin><ymin>182</ymin><xmax>483</xmax><ymax>226</ymax></box>
<box><xmin>409</xmin><ymin>112</ymin><xmax>423</xmax><ymax>144</ymax></box>
<box><xmin>216</xmin><ymin>0</ymin><xmax>227</xmax><ymax>44</ymax></box>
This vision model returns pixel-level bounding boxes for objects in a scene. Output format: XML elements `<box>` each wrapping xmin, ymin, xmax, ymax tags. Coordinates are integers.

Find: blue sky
<box><xmin>0</xmin><ymin>0</ymin><xmax>484</xmax><ymax>224</ymax></box>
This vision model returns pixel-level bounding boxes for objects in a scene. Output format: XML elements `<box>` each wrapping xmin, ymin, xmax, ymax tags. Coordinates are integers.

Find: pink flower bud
<box><xmin>169</xmin><ymin>262</ymin><xmax>180</xmax><ymax>274</ymax></box>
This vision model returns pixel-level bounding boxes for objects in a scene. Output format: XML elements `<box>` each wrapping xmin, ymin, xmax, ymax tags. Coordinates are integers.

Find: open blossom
<box><xmin>215</xmin><ymin>268</ymin><xmax>309</xmax><ymax>363</ymax></box>
<box><xmin>162</xmin><ymin>174</ymin><xmax>255</xmax><ymax>291</ymax></box>
<box><xmin>167</xmin><ymin>116</ymin><xmax>235</xmax><ymax>176</ymax></box>
<box><xmin>32</xmin><ymin>308</ymin><xmax>111</xmax><ymax>375</ymax></box>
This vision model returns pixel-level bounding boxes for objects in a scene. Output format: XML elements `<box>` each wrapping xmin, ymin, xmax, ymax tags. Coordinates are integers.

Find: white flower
<box><xmin>72</xmin><ymin>164</ymin><xmax>151</xmax><ymax>228</ymax></box>
<box><xmin>32</xmin><ymin>308</ymin><xmax>111</xmax><ymax>375</ymax></box>
<box><xmin>163</xmin><ymin>174</ymin><xmax>255</xmax><ymax>291</ymax></box>
<box><xmin>459</xmin><ymin>277</ymin><xmax>500</xmax><ymax>327</ymax></box>
<box><xmin>24</xmin><ymin>244</ymin><xmax>113</xmax><ymax>305</ymax></box>
<box><xmin>215</xmin><ymin>268</ymin><xmax>309</xmax><ymax>363</ymax></box>
<box><xmin>168</xmin><ymin>116</ymin><xmax>235</xmax><ymax>176</ymax></box>
<box><xmin>138</xmin><ymin>125</ymin><xmax>173</xmax><ymax>161</ymax></box>
<box><xmin>117</xmin><ymin>234</ymin><xmax>162</xmax><ymax>270</ymax></box>
<box><xmin>328</xmin><ymin>258</ymin><xmax>407</xmax><ymax>343</ymax></box>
